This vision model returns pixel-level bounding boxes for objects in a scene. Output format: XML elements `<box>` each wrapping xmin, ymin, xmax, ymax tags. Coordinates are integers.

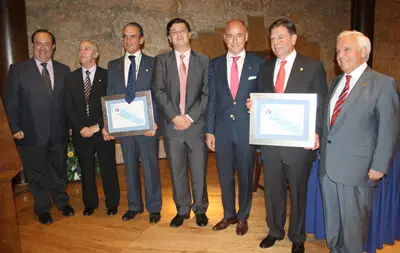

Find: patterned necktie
<box><xmin>179</xmin><ymin>54</ymin><xmax>187</xmax><ymax>115</ymax></box>
<box><xmin>230</xmin><ymin>56</ymin><xmax>240</xmax><ymax>99</ymax></box>
<box><xmin>330</xmin><ymin>75</ymin><xmax>351</xmax><ymax>128</ymax></box>
<box><xmin>125</xmin><ymin>55</ymin><xmax>136</xmax><ymax>104</ymax></box>
<box><xmin>275</xmin><ymin>60</ymin><xmax>287</xmax><ymax>93</ymax></box>
<box><xmin>40</xmin><ymin>62</ymin><xmax>52</xmax><ymax>93</ymax></box>
<box><xmin>84</xmin><ymin>70</ymin><xmax>91</xmax><ymax>116</ymax></box>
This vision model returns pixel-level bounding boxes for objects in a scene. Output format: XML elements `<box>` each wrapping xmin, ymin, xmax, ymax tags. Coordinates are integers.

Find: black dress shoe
<box><xmin>61</xmin><ymin>205</ymin><xmax>75</xmax><ymax>216</ymax></box>
<box><xmin>195</xmin><ymin>213</ymin><xmax>208</xmax><ymax>227</ymax></box>
<box><xmin>121</xmin><ymin>210</ymin><xmax>139</xmax><ymax>221</ymax></box>
<box><xmin>38</xmin><ymin>213</ymin><xmax>53</xmax><ymax>225</ymax></box>
<box><xmin>149</xmin><ymin>213</ymin><xmax>161</xmax><ymax>224</ymax></box>
<box><xmin>292</xmin><ymin>242</ymin><xmax>305</xmax><ymax>253</ymax></box>
<box><xmin>83</xmin><ymin>207</ymin><xmax>95</xmax><ymax>216</ymax></box>
<box><xmin>259</xmin><ymin>235</ymin><xmax>282</xmax><ymax>248</ymax></box>
<box><xmin>170</xmin><ymin>213</ymin><xmax>190</xmax><ymax>227</ymax></box>
<box><xmin>107</xmin><ymin>207</ymin><xmax>118</xmax><ymax>216</ymax></box>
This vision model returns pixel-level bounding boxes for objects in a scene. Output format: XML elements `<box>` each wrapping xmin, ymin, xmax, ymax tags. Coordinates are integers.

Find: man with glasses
<box><xmin>3</xmin><ymin>29</ymin><xmax>74</xmax><ymax>225</ymax></box>
<box><xmin>105</xmin><ymin>22</ymin><xmax>162</xmax><ymax>223</ymax></box>
<box><xmin>152</xmin><ymin>18</ymin><xmax>209</xmax><ymax>228</ymax></box>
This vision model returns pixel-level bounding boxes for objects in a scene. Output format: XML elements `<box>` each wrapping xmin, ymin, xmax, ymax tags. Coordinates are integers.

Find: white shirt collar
<box><xmin>345</xmin><ymin>62</ymin><xmax>368</xmax><ymax>82</ymax></box>
<box><xmin>277</xmin><ymin>49</ymin><xmax>297</xmax><ymax>65</ymax></box>
<box><xmin>227</xmin><ymin>49</ymin><xmax>246</xmax><ymax>61</ymax></box>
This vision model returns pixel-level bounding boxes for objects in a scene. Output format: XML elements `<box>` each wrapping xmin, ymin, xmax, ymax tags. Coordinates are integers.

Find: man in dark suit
<box><xmin>152</xmin><ymin>18</ymin><xmax>209</xmax><ymax>228</ymax></box>
<box><xmin>319</xmin><ymin>31</ymin><xmax>399</xmax><ymax>253</ymax></box>
<box><xmin>247</xmin><ymin>19</ymin><xmax>328</xmax><ymax>252</ymax></box>
<box><xmin>65</xmin><ymin>40</ymin><xmax>120</xmax><ymax>216</ymax></box>
<box><xmin>3</xmin><ymin>29</ymin><xmax>74</xmax><ymax>224</ymax></box>
<box><xmin>206</xmin><ymin>19</ymin><xmax>266</xmax><ymax>236</ymax></box>
<box><xmin>105</xmin><ymin>22</ymin><xmax>162</xmax><ymax>224</ymax></box>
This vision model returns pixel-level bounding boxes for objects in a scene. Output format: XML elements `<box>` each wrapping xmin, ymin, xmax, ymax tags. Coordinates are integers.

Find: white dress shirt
<box><xmin>329</xmin><ymin>62</ymin><xmax>368</xmax><ymax>120</ymax></box>
<box><xmin>273</xmin><ymin>50</ymin><xmax>297</xmax><ymax>91</ymax></box>
<box><xmin>124</xmin><ymin>50</ymin><xmax>142</xmax><ymax>87</ymax></box>
<box><xmin>226</xmin><ymin>50</ymin><xmax>246</xmax><ymax>88</ymax></box>
<box><xmin>81</xmin><ymin>65</ymin><xmax>97</xmax><ymax>85</ymax></box>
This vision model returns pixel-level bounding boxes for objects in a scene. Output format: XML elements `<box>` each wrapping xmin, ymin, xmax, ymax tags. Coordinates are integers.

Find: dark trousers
<box><xmin>73</xmin><ymin>132</ymin><xmax>120</xmax><ymax>209</ymax></box>
<box><xmin>261</xmin><ymin>148</ymin><xmax>312</xmax><ymax>242</ymax></box>
<box><xmin>163</xmin><ymin>134</ymin><xmax>209</xmax><ymax>215</ymax></box>
<box><xmin>119</xmin><ymin>136</ymin><xmax>162</xmax><ymax>213</ymax></box>
<box><xmin>18</xmin><ymin>143</ymin><xmax>70</xmax><ymax>215</ymax></box>
<box><xmin>215</xmin><ymin>125</ymin><xmax>256</xmax><ymax>220</ymax></box>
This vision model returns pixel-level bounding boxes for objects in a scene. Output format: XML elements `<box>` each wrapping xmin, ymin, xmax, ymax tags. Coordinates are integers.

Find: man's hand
<box><xmin>304</xmin><ymin>133</ymin><xmax>320</xmax><ymax>150</ymax></box>
<box><xmin>246</xmin><ymin>98</ymin><xmax>253</xmax><ymax>112</ymax></box>
<box><xmin>144</xmin><ymin>124</ymin><xmax>158</xmax><ymax>137</ymax></box>
<box><xmin>80</xmin><ymin>127</ymin><xmax>93</xmax><ymax>138</ymax></box>
<box><xmin>102</xmin><ymin>128</ymin><xmax>115</xmax><ymax>141</ymax></box>
<box><xmin>206</xmin><ymin>133</ymin><xmax>216</xmax><ymax>152</ymax></box>
<box><xmin>89</xmin><ymin>124</ymin><xmax>100</xmax><ymax>134</ymax></box>
<box><xmin>172</xmin><ymin>116</ymin><xmax>192</xmax><ymax>130</ymax></box>
<box><xmin>13</xmin><ymin>131</ymin><xmax>24</xmax><ymax>140</ymax></box>
<box><xmin>368</xmin><ymin>169</ymin><xmax>384</xmax><ymax>180</ymax></box>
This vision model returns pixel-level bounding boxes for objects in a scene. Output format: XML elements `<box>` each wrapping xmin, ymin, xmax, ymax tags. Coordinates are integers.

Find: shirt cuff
<box><xmin>185</xmin><ymin>114</ymin><xmax>194</xmax><ymax>122</ymax></box>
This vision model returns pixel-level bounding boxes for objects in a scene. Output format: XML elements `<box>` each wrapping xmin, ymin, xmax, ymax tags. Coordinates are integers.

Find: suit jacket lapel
<box><xmin>331</xmin><ymin>68</ymin><xmax>371</xmax><ymax>131</ymax></box>
<box><xmin>268</xmin><ymin>58</ymin><xmax>277</xmax><ymax>93</ymax></box>
<box><xmin>219</xmin><ymin>55</ymin><xmax>231</xmax><ymax>98</ymax></box>
<box><xmin>186</xmin><ymin>51</ymin><xmax>199</xmax><ymax>105</ymax></box>
<box><xmin>285</xmin><ymin>55</ymin><xmax>301</xmax><ymax>93</ymax></box>
<box><xmin>236</xmin><ymin>54</ymin><xmax>250</xmax><ymax>99</ymax></box>
<box><xmin>91</xmin><ymin>68</ymin><xmax>103</xmax><ymax>100</ymax></box>
<box><xmin>137</xmin><ymin>54</ymin><xmax>149</xmax><ymax>85</ymax></box>
<box><xmin>167</xmin><ymin>51</ymin><xmax>179</xmax><ymax>88</ymax></box>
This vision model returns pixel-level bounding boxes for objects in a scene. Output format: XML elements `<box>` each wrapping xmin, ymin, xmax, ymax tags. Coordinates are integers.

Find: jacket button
<box><xmin>328</xmin><ymin>140</ymin><xmax>331</xmax><ymax>143</ymax></box>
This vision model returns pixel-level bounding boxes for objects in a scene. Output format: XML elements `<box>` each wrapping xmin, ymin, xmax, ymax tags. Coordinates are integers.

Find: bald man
<box><xmin>206</xmin><ymin>19</ymin><xmax>266</xmax><ymax>236</ymax></box>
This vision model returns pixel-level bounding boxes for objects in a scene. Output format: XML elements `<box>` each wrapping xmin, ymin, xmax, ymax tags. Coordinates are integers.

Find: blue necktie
<box><xmin>125</xmin><ymin>55</ymin><xmax>136</xmax><ymax>103</ymax></box>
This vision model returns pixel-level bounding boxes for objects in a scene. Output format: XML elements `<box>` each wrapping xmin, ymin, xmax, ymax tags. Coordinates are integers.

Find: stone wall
<box><xmin>25</xmin><ymin>0</ymin><xmax>399</xmax><ymax>84</ymax></box>
<box><xmin>26</xmin><ymin>0</ymin><xmax>353</xmax><ymax>82</ymax></box>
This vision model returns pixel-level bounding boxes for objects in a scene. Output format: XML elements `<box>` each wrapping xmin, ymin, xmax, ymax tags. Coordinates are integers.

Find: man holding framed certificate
<box><xmin>105</xmin><ymin>22</ymin><xmax>162</xmax><ymax>224</ymax></box>
<box><xmin>247</xmin><ymin>19</ymin><xmax>328</xmax><ymax>253</ymax></box>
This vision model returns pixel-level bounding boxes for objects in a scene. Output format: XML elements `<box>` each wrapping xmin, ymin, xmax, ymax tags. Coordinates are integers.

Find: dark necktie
<box><xmin>125</xmin><ymin>55</ymin><xmax>136</xmax><ymax>104</ymax></box>
<box><xmin>84</xmin><ymin>70</ymin><xmax>91</xmax><ymax>116</ymax></box>
<box><xmin>330</xmin><ymin>75</ymin><xmax>351</xmax><ymax>128</ymax></box>
<box><xmin>41</xmin><ymin>62</ymin><xmax>52</xmax><ymax>94</ymax></box>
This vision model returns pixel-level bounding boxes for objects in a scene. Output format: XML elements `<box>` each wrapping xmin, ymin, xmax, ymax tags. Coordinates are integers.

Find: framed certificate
<box><xmin>101</xmin><ymin>91</ymin><xmax>155</xmax><ymax>137</ymax></box>
<box><xmin>249</xmin><ymin>93</ymin><xmax>317</xmax><ymax>147</ymax></box>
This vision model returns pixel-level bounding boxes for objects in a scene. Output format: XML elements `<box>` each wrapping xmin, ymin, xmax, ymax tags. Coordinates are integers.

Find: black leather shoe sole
<box><xmin>195</xmin><ymin>214</ymin><xmax>208</xmax><ymax>227</ymax></box>
<box><xmin>83</xmin><ymin>207</ymin><xmax>95</xmax><ymax>216</ymax></box>
<box><xmin>38</xmin><ymin>213</ymin><xmax>53</xmax><ymax>225</ymax></box>
<box><xmin>61</xmin><ymin>205</ymin><xmax>75</xmax><ymax>216</ymax></box>
<box><xmin>107</xmin><ymin>207</ymin><xmax>118</xmax><ymax>216</ymax></box>
<box><xmin>122</xmin><ymin>210</ymin><xmax>139</xmax><ymax>221</ymax></box>
<box><xmin>170</xmin><ymin>214</ymin><xmax>190</xmax><ymax>227</ymax></box>
<box><xmin>149</xmin><ymin>213</ymin><xmax>161</xmax><ymax>224</ymax></box>
<box><xmin>259</xmin><ymin>235</ymin><xmax>282</xmax><ymax>248</ymax></box>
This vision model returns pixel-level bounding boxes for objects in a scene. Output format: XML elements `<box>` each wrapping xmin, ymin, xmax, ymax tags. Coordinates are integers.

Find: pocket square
<box><xmin>248</xmin><ymin>76</ymin><xmax>257</xmax><ymax>80</ymax></box>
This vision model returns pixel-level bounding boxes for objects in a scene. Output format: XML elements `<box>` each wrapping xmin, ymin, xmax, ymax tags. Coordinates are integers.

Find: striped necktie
<box><xmin>84</xmin><ymin>70</ymin><xmax>91</xmax><ymax>116</ymax></box>
<box><xmin>330</xmin><ymin>75</ymin><xmax>351</xmax><ymax>128</ymax></box>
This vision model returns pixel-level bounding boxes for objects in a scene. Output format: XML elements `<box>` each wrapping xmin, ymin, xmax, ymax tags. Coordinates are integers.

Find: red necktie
<box><xmin>230</xmin><ymin>56</ymin><xmax>240</xmax><ymax>99</ymax></box>
<box><xmin>179</xmin><ymin>54</ymin><xmax>187</xmax><ymax>115</ymax></box>
<box><xmin>330</xmin><ymin>75</ymin><xmax>351</xmax><ymax>128</ymax></box>
<box><xmin>275</xmin><ymin>60</ymin><xmax>287</xmax><ymax>93</ymax></box>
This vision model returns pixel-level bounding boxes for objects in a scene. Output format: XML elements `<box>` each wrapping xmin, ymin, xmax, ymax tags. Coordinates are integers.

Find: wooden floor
<box><xmin>14</xmin><ymin>154</ymin><xmax>399</xmax><ymax>253</ymax></box>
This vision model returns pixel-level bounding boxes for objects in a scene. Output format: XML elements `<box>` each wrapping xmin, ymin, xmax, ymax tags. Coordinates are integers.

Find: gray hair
<box><xmin>80</xmin><ymin>40</ymin><xmax>100</xmax><ymax>59</ymax></box>
<box><xmin>337</xmin><ymin>30</ymin><xmax>371</xmax><ymax>61</ymax></box>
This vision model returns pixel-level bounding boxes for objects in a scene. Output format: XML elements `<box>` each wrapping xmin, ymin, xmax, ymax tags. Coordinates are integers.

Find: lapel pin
<box><xmin>362</xmin><ymin>82</ymin><xmax>366</xmax><ymax>86</ymax></box>
<box><xmin>300</xmin><ymin>67</ymin><xmax>304</xmax><ymax>71</ymax></box>
<box><xmin>99</xmin><ymin>79</ymin><xmax>102</xmax><ymax>82</ymax></box>
<box><xmin>146</xmin><ymin>69</ymin><xmax>149</xmax><ymax>72</ymax></box>
<box><xmin>249</xmin><ymin>66</ymin><xmax>252</xmax><ymax>70</ymax></box>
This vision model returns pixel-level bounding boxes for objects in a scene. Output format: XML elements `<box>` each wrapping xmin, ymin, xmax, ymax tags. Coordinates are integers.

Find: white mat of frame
<box><xmin>115</xmin><ymin>137</ymin><xmax>167</xmax><ymax>164</ymax></box>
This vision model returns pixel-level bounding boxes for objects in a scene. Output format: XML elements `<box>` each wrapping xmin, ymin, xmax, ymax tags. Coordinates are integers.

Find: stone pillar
<box><xmin>351</xmin><ymin>0</ymin><xmax>375</xmax><ymax>66</ymax></box>
<box><xmin>0</xmin><ymin>0</ymin><xmax>29</xmax><ymax>185</ymax></box>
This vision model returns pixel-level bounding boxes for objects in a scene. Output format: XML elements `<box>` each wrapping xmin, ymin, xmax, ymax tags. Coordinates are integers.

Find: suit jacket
<box><xmin>206</xmin><ymin>52</ymin><xmax>266</xmax><ymax>144</ymax></box>
<box><xmin>65</xmin><ymin>66</ymin><xmax>107</xmax><ymax>135</ymax></box>
<box><xmin>319</xmin><ymin>68</ymin><xmax>399</xmax><ymax>187</ymax></box>
<box><xmin>259</xmin><ymin>53</ymin><xmax>328</xmax><ymax>165</ymax></box>
<box><xmin>3</xmin><ymin>58</ymin><xmax>71</xmax><ymax>147</ymax></box>
<box><xmin>152</xmin><ymin>50</ymin><xmax>209</xmax><ymax>138</ymax></box>
<box><xmin>107</xmin><ymin>53</ymin><xmax>157</xmax><ymax>142</ymax></box>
